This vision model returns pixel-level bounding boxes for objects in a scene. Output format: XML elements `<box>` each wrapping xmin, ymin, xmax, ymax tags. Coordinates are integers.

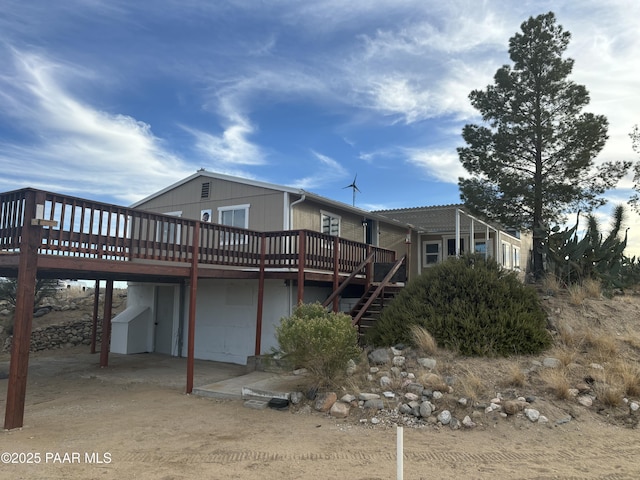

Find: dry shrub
<box><xmin>553</xmin><ymin>346</ymin><xmax>578</xmax><ymax>368</ymax></box>
<box><xmin>568</xmin><ymin>284</ymin><xmax>586</xmax><ymax>306</ymax></box>
<box><xmin>539</xmin><ymin>367</ymin><xmax>571</xmax><ymax>400</ymax></box>
<box><xmin>504</xmin><ymin>364</ymin><xmax>526</xmax><ymax>388</ymax></box>
<box><xmin>556</xmin><ymin>322</ymin><xmax>580</xmax><ymax>348</ymax></box>
<box><xmin>584</xmin><ymin>332</ymin><xmax>618</xmax><ymax>362</ymax></box>
<box><xmin>594</xmin><ymin>381</ymin><xmax>624</xmax><ymax>407</ymax></box>
<box><xmin>583</xmin><ymin>278</ymin><xmax>602</xmax><ymax>299</ymax></box>
<box><xmin>611</xmin><ymin>361</ymin><xmax>640</xmax><ymax>397</ymax></box>
<box><xmin>459</xmin><ymin>370</ymin><xmax>485</xmax><ymax>405</ymax></box>
<box><xmin>542</xmin><ymin>274</ymin><xmax>563</xmax><ymax>295</ymax></box>
<box><xmin>410</xmin><ymin>324</ymin><xmax>438</xmax><ymax>355</ymax></box>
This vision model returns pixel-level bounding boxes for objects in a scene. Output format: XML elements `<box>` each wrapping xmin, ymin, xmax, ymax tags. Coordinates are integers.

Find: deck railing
<box><xmin>0</xmin><ymin>188</ymin><xmax>396</xmax><ymax>274</ymax></box>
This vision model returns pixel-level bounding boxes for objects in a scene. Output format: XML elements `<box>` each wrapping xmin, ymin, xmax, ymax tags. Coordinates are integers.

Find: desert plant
<box><xmin>274</xmin><ymin>302</ymin><xmax>360</xmax><ymax>389</ymax></box>
<box><xmin>583</xmin><ymin>278</ymin><xmax>602</xmax><ymax>298</ymax></box>
<box><xmin>367</xmin><ymin>255</ymin><xmax>551</xmax><ymax>357</ymax></box>
<box><xmin>594</xmin><ymin>381</ymin><xmax>624</xmax><ymax>407</ymax></box>
<box><xmin>539</xmin><ymin>367</ymin><xmax>571</xmax><ymax>400</ymax></box>
<box><xmin>568</xmin><ymin>283</ymin><xmax>586</xmax><ymax>305</ymax></box>
<box><xmin>504</xmin><ymin>364</ymin><xmax>527</xmax><ymax>388</ymax></box>
<box><xmin>409</xmin><ymin>324</ymin><xmax>438</xmax><ymax>355</ymax></box>
<box><xmin>611</xmin><ymin>361</ymin><xmax>640</xmax><ymax>397</ymax></box>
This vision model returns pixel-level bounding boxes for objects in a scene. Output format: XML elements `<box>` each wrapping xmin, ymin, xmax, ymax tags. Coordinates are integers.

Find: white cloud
<box><xmin>0</xmin><ymin>50</ymin><xmax>191</xmax><ymax>203</ymax></box>
<box><xmin>405</xmin><ymin>148</ymin><xmax>467</xmax><ymax>184</ymax></box>
<box><xmin>291</xmin><ymin>151</ymin><xmax>349</xmax><ymax>190</ymax></box>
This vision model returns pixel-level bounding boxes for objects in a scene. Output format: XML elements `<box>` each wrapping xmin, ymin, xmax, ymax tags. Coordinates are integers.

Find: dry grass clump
<box><xmin>594</xmin><ymin>381</ymin><xmax>624</xmax><ymax>407</ymax></box>
<box><xmin>583</xmin><ymin>278</ymin><xmax>602</xmax><ymax>299</ymax></box>
<box><xmin>504</xmin><ymin>364</ymin><xmax>527</xmax><ymax>388</ymax></box>
<box><xmin>542</xmin><ymin>274</ymin><xmax>563</xmax><ymax>295</ymax></box>
<box><xmin>584</xmin><ymin>332</ymin><xmax>618</xmax><ymax>362</ymax></box>
<box><xmin>409</xmin><ymin>324</ymin><xmax>438</xmax><ymax>355</ymax></box>
<box><xmin>458</xmin><ymin>370</ymin><xmax>485</xmax><ymax>406</ymax></box>
<box><xmin>568</xmin><ymin>283</ymin><xmax>587</xmax><ymax>306</ymax></box>
<box><xmin>538</xmin><ymin>367</ymin><xmax>572</xmax><ymax>400</ymax></box>
<box><xmin>611</xmin><ymin>361</ymin><xmax>640</xmax><ymax>397</ymax></box>
<box><xmin>555</xmin><ymin>322</ymin><xmax>580</xmax><ymax>348</ymax></box>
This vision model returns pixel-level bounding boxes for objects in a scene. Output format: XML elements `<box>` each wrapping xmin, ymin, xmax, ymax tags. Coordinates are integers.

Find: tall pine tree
<box><xmin>458</xmin><ymin>12</ymin><xmax>630</xmax><ymax>279</ymax></box>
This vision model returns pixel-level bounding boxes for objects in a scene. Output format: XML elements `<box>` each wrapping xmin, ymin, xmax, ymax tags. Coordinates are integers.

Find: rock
<box><xmin>524</xmin><ymin>408</ymin><xmax>540</xmax><ymax>422</ymax></box>
<box><xmin>358</xmin><ymin>393</ymin><xmax>380</xmax><ymax>401</ymax></box>
<box><xmin>538</xmin><ymin>415</ymin><xmax>549</xmax><ymax>424</ymax></box>
<box><xmin>290</xmin><ymin>392</ymin><xmax>304</xmax><ymax>405</ymax></box>
<box><xmin>406</xmin><ymin>383</ymin><xmax>424</xmax><ymax>396</ymax></box>
<box><xmin>449</xmin><ymin>417</ymin><xmax>461</xmax><ymax>430</ymax></box>
<box><xmin>589</xmin><ymin>363</ymin><xmax>604</xmax><ymax>370</ymax></box>
<box><xmin>417</xmin><ymin>358</ymin><xmax>437</xmax><ymax>370</ymax></box>
<box><xmin>383</xmin><ymin>391</ymin><xmax>395</xmax><ymax>399</ymax></box>
<box><xmin>330</xmin><ymin>402</ymin><xmax>350</xmax><ymax>418</ymax></box>
<box><xmin>380</xmin><ymin>376</ymin><xmax>392</xmax><ymax>388</ymax></box>
<box><xmin>462</xmin><ymin>416</ymin><xmax>476</xmax><ymax>428</ymax></box>
<box><xmin>364</xmin><ymin>399</ymin><xmax>384</xmax><ymax>410</ymax></box>
<box><xmin>404</xmin><ymin>392</ymin><xmax>420</xmax><ymax>402</ymax></box>
<box><xmin>398</xmin><ymin>404</ymin><xmax>413</xmax><ymax>415</ymax></box>
<box><xmin>346</xmin><ymin>359</ymin><xmax>357</xmax><ymax>375</ymax></box>
<box><xmin>503</xmin><ymin>400</ymin><xmax>527</xmax><ymax>415</ymax></box>
<box><xmin>370</xmin><ymin>417</ymin><xmax>381</xmax><ymax>425</ymax></box>
<box><xmin>630</xmin><ymin>402</ymin><xmax>639</xmax><ymax>412</ymax></box>
<box><xmin>313</xmin><ymin>392</ymin><xmax>337</xmax><ymax>412</ymax></box>
<box><xmin>419</xmin><ymin>401</ymin><xmax>433</xmax><ymax>418</ymax></box>
<box><xmin>577</xmin><ymin>395</ymin><xmax>593</xmax><ymax>407</ymax></box>
<box><xmin>340</xmin><ymin>394</ymin><xmax>356</xmax><ymax>404</ymax></box>
<box><xmin>437</xmin><ymin>410</ymin><xmax>451</xmax><ymax>425</ymax></box>
<box><xmin>368</xmin><ymin>348</ymin><xmax>390</xmax><ymax>365</ymax></box>
<box><xmin>575</xmin><ymin>382</ymin><xmax>591</xmax><ymax>394</ymax></box>
<box><xmin>33</xmin><ymin>308</ymin><xmax>50</xmax><ymax>318</ymax></box>
<box><xmin>432</xmin><ymin>391</ymin><xmax>443</xmax><ymax>400</ymax></box>
<box><xmin>543</xmin><ymin>357</ymin><xmax>561</xmax><ymax>368</ymax></box>
<box><xmin>458</xmin><ymin>398</ymin><xmax>468</xmax><ymax>406</ymax></box>
<box><xmin>555</xmin><ymin>415</ymin><xmax>572</xmax><ymax>425</ymax></box>
<box><xmin>392</xmin><ymin>356</ymin><xmax>406</xmax><ymax>367</ymax></box>
<box><xmin>369</xmin><ymin>367</ymin><xmax>379</xmax><ymax>374</ymax></box>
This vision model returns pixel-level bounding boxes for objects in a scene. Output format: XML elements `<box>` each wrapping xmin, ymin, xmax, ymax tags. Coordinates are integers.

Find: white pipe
<box><xmin>289</xmin><ymin>194</ymin><xmax>306</xmax><ymax>231</ymax></box>
<box><xmin>397</xmin><ymin>426</ymin><xmax>403</xmax><ymax>480</ymax></box>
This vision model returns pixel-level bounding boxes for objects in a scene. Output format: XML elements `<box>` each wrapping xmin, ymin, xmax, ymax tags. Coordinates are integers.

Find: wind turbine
<box><xmin>343</xmin><ymin>174</ymin><xmax>361</xmax><ymax>207</ymax></box>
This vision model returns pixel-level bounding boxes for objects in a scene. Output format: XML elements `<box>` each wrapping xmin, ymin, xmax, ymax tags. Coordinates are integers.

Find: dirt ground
<box><xmin>1</xmin><ymin>290</ymin><xmax>640</xmax><ymax>479</ymax></box>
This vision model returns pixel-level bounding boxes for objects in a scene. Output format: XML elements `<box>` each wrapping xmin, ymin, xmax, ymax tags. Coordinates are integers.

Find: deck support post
<box><xmin>99</xmin><ymin>280</ymin><xmax>114</xmax><ymax>367</ymax></box>
<box><xmin>186</xmin><ymin>222</ymin><xmax>200</xmax><ymax>394</ymax></box>
<box><xmin>90</xmin><ymin>280</ymin><xmax>100</xmax><ymax>354</ymax></box>
<box><xmin>332</xmin><ymin>236</ymin><xmax>340</xmax><ymax>312</ymax></box>
<box><xmin>4</xmin><ymin>190</ymin><xmax>42</xmax><ymax>430</ymax></box>
<box><xmin>365</xmin><ymin>245</ymin><xmax>373</xmax><ymax>291</ymax></box>
<box><xmin>297</xmin><ymin>231</ymin><xmax>305</xmax><ymax>305</ymax></box>
<box><xmin>255</xmin><ymin>234</ymin><xmax>266</xmax><ymax>356</ymax></box>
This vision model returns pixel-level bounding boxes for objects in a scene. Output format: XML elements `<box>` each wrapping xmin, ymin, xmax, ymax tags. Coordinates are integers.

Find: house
<box><xmin>110</xmin><ymin>170</ymin><xmax>527</xmax><ymax>366</ymax></box>
<box><xmin>114</xmin><ymin>170</ymin><xmax>413</xmax><ymax>365</ymax></box>
<box><xmin>375</xmin><ymin>205</ymin><xmax>529</xmax><ymax>277</ymax></box>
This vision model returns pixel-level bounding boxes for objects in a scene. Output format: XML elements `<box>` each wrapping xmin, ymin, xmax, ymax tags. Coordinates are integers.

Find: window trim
<box><xmin>422</xmin><ymin>240</ymin><xmax>442</xmax><ymax>267</ymax></box>
<box><xmin>320</xmin><ymin>210</ymin><xmax>341</xmax><ymax>237</ymax></box>
<box><xmin>217</xmin><ymin>204</ymin><xmax>250</xmax><ymax>229</ymax></box>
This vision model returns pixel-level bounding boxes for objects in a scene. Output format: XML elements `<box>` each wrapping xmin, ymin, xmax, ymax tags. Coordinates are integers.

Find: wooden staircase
<box><xmin>349</xmin><ymin>284</ymin><xmax>403</xmax><ymax>339</ymax></box>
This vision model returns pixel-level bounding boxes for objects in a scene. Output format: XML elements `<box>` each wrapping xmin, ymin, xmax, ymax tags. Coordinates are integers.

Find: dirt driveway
<box><xmin>1</xmin><ymin>347</ymin><xmax>639</xmax><ymax>480</ymax></box>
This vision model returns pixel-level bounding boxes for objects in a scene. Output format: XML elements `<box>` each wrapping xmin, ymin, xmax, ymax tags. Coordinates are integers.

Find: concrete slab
<box><xmin>193</xmin><ymin>371</ymin><xmax>307</xmax><ymax>400</ymax></box>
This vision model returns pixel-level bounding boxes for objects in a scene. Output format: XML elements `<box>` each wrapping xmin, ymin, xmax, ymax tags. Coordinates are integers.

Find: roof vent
<box><xmin>201</xmin><ymin>182</ymin><xmax>211</xmax><ymax>199</ymax></box>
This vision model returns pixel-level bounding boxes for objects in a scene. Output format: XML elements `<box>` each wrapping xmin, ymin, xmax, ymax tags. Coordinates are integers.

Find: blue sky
<box><xmin>1</xmin><ymin>1</ymin><xmax>639</xmax><ymax>255</ymax></box>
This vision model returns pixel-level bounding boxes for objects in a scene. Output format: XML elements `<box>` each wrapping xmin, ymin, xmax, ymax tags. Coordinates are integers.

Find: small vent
<box><xmin>201</xmin><ymin>182</ymin><xmax>211</xmax><ymax>199</ymax></box>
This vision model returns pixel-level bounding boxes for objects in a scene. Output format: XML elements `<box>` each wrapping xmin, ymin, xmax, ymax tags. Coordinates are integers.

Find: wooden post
<box><xmin>99</xmin><ymin>280</ymin><xmax>114</xmax><ymax>367</ymax></box>
<box><xmin>255</xmin><ymin>234</ymin><xmax>266</xmax><ymax>356</ymax></box>
<box><xmin>297</xmin><ymin>231</ymin><xmax>305</xmax><ymax>305</ymax></box>
<box><xmin>332</xmin><ymin>235</ymin><xmax>339</xmax><ymax>312</ymax></box>
<box><xmin>365</xmin><ymin>245</ymin><xmax>373</xmax><ymax>291</ymax></box>
<box><xmin>90</xmin><ymin>280</ymin><xmax>100</xmax><ymax>354</ymax></box>
<box><xmin>186</xmin><ymin>221</ymin><xmax>200</xmax><ymax>394</ymax></box>
<box><xmin>4</xmin><ymin>190</ymin><xmax>41</xmax><ymax>430</ymax></box>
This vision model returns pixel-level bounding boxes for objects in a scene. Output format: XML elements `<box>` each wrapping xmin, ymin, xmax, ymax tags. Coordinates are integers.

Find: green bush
<box><xmin>367</xmin><ymin>255</ymin><xmax>551</xmax><ymax>357</ymax></box>
<box><xmin>275</xmin><ymin>302</ymin><xmax>360</xmax><ymax>388</ymax></box>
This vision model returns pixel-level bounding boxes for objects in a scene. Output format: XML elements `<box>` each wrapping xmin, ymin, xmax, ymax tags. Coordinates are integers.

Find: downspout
<box><xmin>288</xmin><ymin>194</ymin><xmax>306</xmax><ymax>316</ymax></box>
<box><xmin>289</xmin><ymin>194</ymin><xmax>306</xmax><ymax>231</ymax></box>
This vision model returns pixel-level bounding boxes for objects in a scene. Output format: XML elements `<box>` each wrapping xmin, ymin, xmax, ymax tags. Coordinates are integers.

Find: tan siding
<box><xmin>134</xmin><ymin>176</ymin><xmax>285</xmax><ymax>231</ymax></box>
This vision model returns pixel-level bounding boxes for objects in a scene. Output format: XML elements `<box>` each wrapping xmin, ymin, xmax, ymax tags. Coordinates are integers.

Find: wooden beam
<box><xmin>254</xmin><ymin>235</ymin><xmax>266</xmax><ymax>356</ymax></box>
<box><xmin>99</xmin><ymin>280</ymin><xmax>114</xmax><ymax>367</ymax></box>
<box><xmin>297</xmin><ymin>231</ymin><xmax>305</xmax><ymax>304</ymax></box>
<box><xmin>4</xmin><ymin>190</ymin><xmax>41</xmax><ymax>430</ymax></box>
<box><xmin>90</xmin><ymin>280</ymin><xmax>100</xmax><ymax>354</ymax></box>
<box><xmin>332</xmin><ymin>235</ymin><xmax>339</xmax><ymax>312</ymax></box>
<box><xmin>186</xmin><ymin>222</ymin><xmax>200</xmax><ymax>394</ymax></box>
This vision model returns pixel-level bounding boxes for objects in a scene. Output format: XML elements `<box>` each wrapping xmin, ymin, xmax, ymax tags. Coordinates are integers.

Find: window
<box><xmin>218</xmin><ymin>205</ymin><xmax>249</xmax><ymax>228</ymax></box>
<box><xmin>474</xmin><ymin>241</ymin><xmax>487</xmax><ymax>255</ymax></box>
<box><xmin>321</xmin><ymin>211</ymin><xmax>340</xmax><ymax>236</ymax></box>
<box><xmin>218</xmin><ymin>205</ymin><xmax>250</xmax><ymax>245</ymax></box>
<box><xmin>158</xmin><ymin>211</ymin><xmax>182</xmax><ymax>244</ymax></box>
<box><xmin>513</xmin><ymin>246</ymin><xmax>520</xmax><ymax>269</ymax></box>
<box><xmin>423</xmin><ymin>241</ymin><xmax>441</xmax><ymax>267</ymax></box>
<box><xmin>446</xmin><ymin>238</ymin><xmax>465</xmax><ymax>257</ymax></box>
<box><xmin>501</xmin><ymin>242</ymin><xmax>511</xmax><ymax>268</ymax></box>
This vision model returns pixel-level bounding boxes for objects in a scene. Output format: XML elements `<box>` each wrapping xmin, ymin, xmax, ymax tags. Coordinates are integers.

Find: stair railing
<box><xmin>321</xmin><ymin>250</ymin><xmax>377</xmax><ymax>308</ymax></box>
<box><xmin>352</xmin><ymin>255</ymin><xmax>406</xmax><ymax>328</ymax></box>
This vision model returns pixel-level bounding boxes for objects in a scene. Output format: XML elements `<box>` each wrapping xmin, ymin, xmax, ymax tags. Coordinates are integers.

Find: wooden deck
<box><xmin>1</xmin><ymin>187</ymin><xmax>397</xmax><ymax>430</ymax></box>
